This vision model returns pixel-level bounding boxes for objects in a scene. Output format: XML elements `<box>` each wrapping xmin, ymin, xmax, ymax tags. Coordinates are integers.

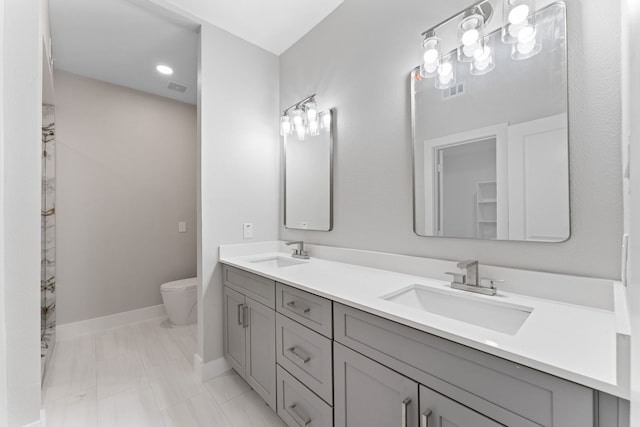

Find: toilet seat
<box><xmin>160</xmin><ymin>278</ymin><xmax>197</xmax><ymax>292</ymax></box>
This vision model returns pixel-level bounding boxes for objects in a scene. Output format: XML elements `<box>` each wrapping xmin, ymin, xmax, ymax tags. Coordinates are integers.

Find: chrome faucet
<box><xmin>446</xmin><ymin>260</ymin><xmax>501</xmax><ymax>296</ymax></box>
<box><xmin>285</xmin><ymin>241</ymin><xmax>310</xmax><ymax>260</ymax></box>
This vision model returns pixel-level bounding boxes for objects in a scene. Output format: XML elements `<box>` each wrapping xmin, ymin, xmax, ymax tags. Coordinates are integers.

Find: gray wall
<box><xmin>280</xmin><ymin>0</ymin><xmax>623</xmax><ymax>279</ymax></box>
<box><xmin>55</xmin><ymin>70</ymin><xmax>197</xmax><ymax>325</ymax></box>
<box><xmin>198</xmin><ymin>24</ymin><xmax>280</xmax><ymax>363</ymax></box>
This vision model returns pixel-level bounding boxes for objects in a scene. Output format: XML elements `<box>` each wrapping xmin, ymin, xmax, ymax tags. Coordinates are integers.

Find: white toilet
<box><xmin>160</xmin><ymin>277</ymin><xmax>197</xmax><ymax>327</ymax></box>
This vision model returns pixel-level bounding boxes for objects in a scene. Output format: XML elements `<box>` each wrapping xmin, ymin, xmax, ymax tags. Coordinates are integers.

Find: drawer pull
<box><xmin>401</xmin><ymin>397</ymin><xmax>411</xmax><ymax>427</ymax></box>
<box><xmin>421</xmin><ymin>409</ymin><xmax>432</xmax><ymax>427</ymax></box>
<box><xmin>237</xmin><ymin>303</ymin><xmax>243</xmax><ymax>326</ymax></box>
<box><xmin>288</xmin><ymin>403</ymin><xmax>311</xmax><ymax>426</ymax></box>
<box><xmin>287</xmin><ymin>300</ymin><xmax>311</xmax><ymax>314</ymax></box>
<box><xmin>242</xmin><ymin>305</ymin><xmax>249</xmax><ymax>329</ymax></box>
<box><xmin>287</xmin><ymin>346</ymin><xmax>311</xmax><ymax>364</ymax></box>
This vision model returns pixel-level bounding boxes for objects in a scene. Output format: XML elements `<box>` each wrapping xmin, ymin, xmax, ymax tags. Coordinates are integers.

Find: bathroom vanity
<box><xmin>220</xmin><ymin>242</ymin><xmax>630</xmax><ymax>427</ymax></box>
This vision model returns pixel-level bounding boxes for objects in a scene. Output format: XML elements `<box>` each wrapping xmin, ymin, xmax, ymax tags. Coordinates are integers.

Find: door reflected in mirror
<box><xmin>284</xmin><ymin>109</ymin><xmax>334</xmax><ymax>231</ymax></box>
<box><xmin>412</xmin><ymin>2</ymin><xmax>569</xmax><ymax>242</ymax></box>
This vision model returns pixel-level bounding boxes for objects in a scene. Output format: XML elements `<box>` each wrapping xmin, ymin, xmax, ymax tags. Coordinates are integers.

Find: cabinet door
<box><xmin>223</xmin><ymin>286</ymin><xmax>246</xmax><ymax>376</ymax></box>
<box><xmin>419</xmin><ymin>386</ymin><xmax>503</xmax><ymax>427</ymax></box>
<box><xmin>335</xmin><ymin>342</ymin><xmax>419</xmax><ymax>427</ymax></box>
<box><xmin>246</xmin><ymin>296</ymin><xmax>277</xmax><ymax>411</ymax></box>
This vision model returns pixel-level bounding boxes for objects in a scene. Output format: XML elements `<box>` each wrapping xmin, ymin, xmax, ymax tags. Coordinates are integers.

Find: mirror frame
<box><xmin>410</xmin><ymin>1</ymin><xmax>570</xmax><ymax>242</ymax></box>
<box><xmin>284</xmin><ymin>108</ymin><xmax>335</xmax><ymax>231</ymax></box>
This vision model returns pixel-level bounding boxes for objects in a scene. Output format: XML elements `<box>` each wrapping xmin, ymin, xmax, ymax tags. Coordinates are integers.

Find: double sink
<box><xmin>247</xmin><ymin>255</ymin><xmax>533</xmax><ymax>335</ymax></box>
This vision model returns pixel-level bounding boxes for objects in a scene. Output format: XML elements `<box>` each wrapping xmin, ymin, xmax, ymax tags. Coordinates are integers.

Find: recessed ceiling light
<box><xmin>156</xmin><ymin>65</ymin><xmax>173</xmax><ymax>75</ymax></box>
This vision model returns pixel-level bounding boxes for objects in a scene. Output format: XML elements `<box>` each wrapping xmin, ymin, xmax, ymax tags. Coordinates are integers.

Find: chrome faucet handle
<box><xmin>445</xmin><ymin>272</ymin><xmax>466</xmax><ymax>284</ymax></box>
<box><xmin>479</xmin><ymin>278</ymin><xmax>504</xmax><ymax>290</ymax></box>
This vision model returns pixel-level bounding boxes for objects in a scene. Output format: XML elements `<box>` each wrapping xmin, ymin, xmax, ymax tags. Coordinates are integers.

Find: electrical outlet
<box><xmin>243</xmin><ymin>223</ymin><xmax>253</xmax><ymax>239</ymax></box>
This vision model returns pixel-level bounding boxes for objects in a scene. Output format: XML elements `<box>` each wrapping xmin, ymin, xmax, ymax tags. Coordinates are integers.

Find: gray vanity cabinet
<box><xmin>223</xmin><ymin>286</ymin><xmax>246</xmax><ymax>374</ymax></box>
<box><xmin>223</xmin><ymin>265</ymin><xmax>277</xmax><ymax>411</ymax></box>
<box><xmin>419</xmin><ymin>386</ymin><xmax>502</xmax><ymax>427</ymax></box>
<box><xmin>334</xmin><ymin>342</ymin><xmax>419</xmax><ymax>427</ymax></box>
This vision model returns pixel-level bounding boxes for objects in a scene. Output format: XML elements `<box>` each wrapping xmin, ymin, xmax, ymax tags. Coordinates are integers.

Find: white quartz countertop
<box><xmin>219</xmin><ymin>246</ymin><xmax>628</xmax><ymax>399</ymax></box>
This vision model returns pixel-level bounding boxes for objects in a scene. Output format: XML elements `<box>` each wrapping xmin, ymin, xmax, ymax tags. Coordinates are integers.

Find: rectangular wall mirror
<box><xmin>284</xmin><ymin>109</ymin><xmax>334</xmax><ymax>231</ymax></box>
<box><xmin>412</xmin><ymin>1</ymin><xmax>569</xmax><ymax>242</ymax></box>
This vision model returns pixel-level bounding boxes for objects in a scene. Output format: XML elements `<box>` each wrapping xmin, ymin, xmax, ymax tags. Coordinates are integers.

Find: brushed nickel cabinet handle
<box><xmin>286</xmin><ymin>300</ymin><xmax>311</xmax><ymax>314</ymax></box>
<box><xmin>242</xmin><ymin>305</ymin><xmax>249</xmax><ymax>329</ymax></box>
<box><xmin>401</xmin><ymin>397</ymin><xmax>411</xmax><ymax>427</ymax></box>
<box><xmin>288</xmin><ymin>403</ymin><xmax>311</xmax><ymax>426</ymax></box>
<box><xmin>287</xmin><ymin>346</ymin><xmax>311</xmax><ymax>363</ymax></box>
<box><xmin>421</xmin><ymin>409</ymin><xmax>432</xmax><ymax>427</ymax></box>
<box><xmin>237</xmin><ymin>303</ymin><xmax>243</xmax><ymax>326</ymax></box>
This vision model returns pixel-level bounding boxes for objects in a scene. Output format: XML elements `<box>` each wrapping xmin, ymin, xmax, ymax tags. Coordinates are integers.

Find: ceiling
<box><xmin>156</xmin><ymin>0</ymin><xmax>344</xmax><ymax>55</ymax></box>
<box><xmin>50</xmin><ymin>0</ymin><xmax>199</xmax><ymax>104</ymax></box>
<box><xmin>49</xmin><ymin>0</ymin><xmax>344</xmax><ymax>105</ymax></box>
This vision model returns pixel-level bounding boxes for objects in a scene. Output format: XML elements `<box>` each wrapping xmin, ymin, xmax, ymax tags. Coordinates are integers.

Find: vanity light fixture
<box><xmin>457</xmin><ymin>8</ymin><xmax>487</xmax><ymax>63</ymax></box>
<box><xmin>502</xmin><ymin>0</ymin><xmax>536</xmax><ymax>45</ymax></box>
<box><xmin>420</xmin><ymin>30</ymin><xmax>441</xmax><ymax>78</ymax></box>
<box><xmin>435</xmin><ymin>53</ymin><xmax>456</xmax><ymax>90</ymax></box>
<box><xmin>280</xmin><ymin>94</ymin><xmax>325</xmax><ymax>140</ymax></box>
<box><xmin>418</xmin><ymin>0</ymin><xmax>547</xmax><ymax>90</ymax></box>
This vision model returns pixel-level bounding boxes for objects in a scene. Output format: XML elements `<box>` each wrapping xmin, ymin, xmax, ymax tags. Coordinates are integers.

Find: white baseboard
<box><xmin>56</xmin><ymin>304</ymin><xmax>167</xmax><ymax>340</ymax></box>
<box><xmin>194</xmin><ymin>354</ymin><xmax>231</xmax><ymax>382</ymax></box>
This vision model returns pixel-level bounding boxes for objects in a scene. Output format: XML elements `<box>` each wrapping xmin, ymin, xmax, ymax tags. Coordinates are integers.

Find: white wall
<box><xmin>198</xmin><ymin>24</ymin><xmax>280</xmax><ymax>363</ymax></box>
<box><xmin>55</xmin><ymin>70</ymin><xmax>197</xmax><ymax>325</ymax></box>
<box><xmin>624</xmin><ymin>0</ymin><xmax>640</xmax><ymax>422</ymax></box>
<box><xmin>0</xmin><ymin>0</ymin><xmax>43</xmax><ymax>425</ymax></box>
<box><xmin>280</xmin><ymin>0</ymin><xmax>623</xmax><ymax>279</ymax></box>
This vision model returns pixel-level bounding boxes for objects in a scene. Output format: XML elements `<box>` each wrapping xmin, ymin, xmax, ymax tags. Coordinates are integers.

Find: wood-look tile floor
<box><xmin>42</xmin><ymin>318</ymin><xmax>287</xmax><ymax>427</ymax></box>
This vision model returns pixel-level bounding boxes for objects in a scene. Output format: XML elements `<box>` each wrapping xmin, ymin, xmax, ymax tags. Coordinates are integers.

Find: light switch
<box><xmin>243</xmin><ymin>223</ymin><xmax>253</xmax><ymax>239</ymax></box>
<box><xmin>178</xmin><ymin>222</ymin><xmax>187</xmax><ymax>233</ymax></box>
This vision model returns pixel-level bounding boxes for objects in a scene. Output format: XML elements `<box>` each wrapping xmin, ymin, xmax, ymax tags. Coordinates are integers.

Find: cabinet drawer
<box><xmin>276</xmin><ymin>313</ymin><xmax>333</xmax><ymax>404</ymax></box>
<box><xmin>224</xmin><ymin>265</ymin><xmax>275</xmax><ymax>308</ymax></box>
<box><xmin>276</xmin><ymin>282</ymin><xmax>332</xmax><ymax>338</ymax></box>
<box><xmin>277</xmin><ymin>365</ymin><xmax>333</xmax><ymax>427</ymax></box>
<box><xmin>334</xmin><ymin>303</ymin><xmax>593</xmax><ymax>427</ymax></box>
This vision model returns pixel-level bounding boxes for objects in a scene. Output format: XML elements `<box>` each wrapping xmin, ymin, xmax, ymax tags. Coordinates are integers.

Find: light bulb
<box><xmin>461</xmin><ymin>29</ymin><xmax>479</xmax><ymax>46</ymax></box>
<box><xmin>471</xmin><ymin>45</ymin><xmax>494</xmax><ymax>75</ymax></box>
<box><xmin>508</xmin><ymin>4</ymin><xmax>530</xmax><ymax>25</ymax></box>
<box><xmin>517</xmin><ymin>25</ymin><xmax>536</xmax><ymax>43</ymax></box>
<box><xmin>305</xmin><ymin>101</ymin><xmax>317</xmax><ymax>122</ymax></box>
<box><xmin>436</xmin><ymin>58</ymin><xmax>455</xmax><ymax>89</ymax></box>
<box><xmin>439</xmin><ymin>71</ymin><xmax>453</xmax><ymax>85</ymax></box>
<box><xmin>423</xmin><ymin>48</ymin><xmax>439</xmax><ymax>65</ymax></box>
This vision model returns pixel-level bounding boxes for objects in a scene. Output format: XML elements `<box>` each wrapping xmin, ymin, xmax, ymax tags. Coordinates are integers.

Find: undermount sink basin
<box><xmin>249</xmin><ymin>256</ymin><xmax>306</xmax><ymax>268</ymax></box>
<box><xmin>382</xmin><ymin>284</ymin><xmax>533</xmax><ymax>335</ymax></box>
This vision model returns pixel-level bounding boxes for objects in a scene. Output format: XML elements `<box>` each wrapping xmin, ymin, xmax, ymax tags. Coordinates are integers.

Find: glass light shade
<box><xmin>457</xmin><ymin>14</ymin><xmax>484</xmax><ymax>63</ymax></box>
<box><xmin>470</xmin><ymin>45</ymin><xmax>495</xmax><ymax>75</ymax></box>
<box><xmin>289</xmin><ymin>108</ymin><xmax>306</xmax><ymax>140</ymax></box>
<box><xmin>305</xmin><ymin>101</ymin><xmax>318</xmax><ymax>122</ymax></box>
<box><xmin>435</xmin><ymin>55</ymin><xmax>456</xmax><ymax>90</ymax></box>
<box><xmin>280</xmin><ymin>115</ymin><xmax>292</xmax><ymax>136</ymax></box>
<box><xmin>511</xmin><ymin>25</ymin><xmax>542</xmax><ymax>60</ymax></box>
<box><xmin>421</xmin><ymin>36</ymin><xmax>441</xmax><ymax>78</ymax></box>
<box><xmin>502</xmin><ymin>0</ymin><xmax>535</xmax><ymax>44</ymax></box>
